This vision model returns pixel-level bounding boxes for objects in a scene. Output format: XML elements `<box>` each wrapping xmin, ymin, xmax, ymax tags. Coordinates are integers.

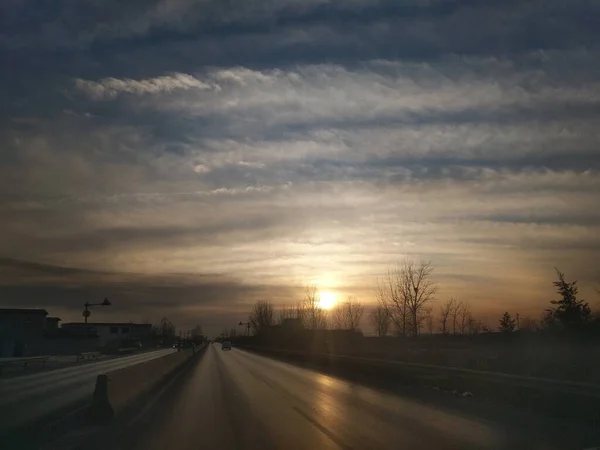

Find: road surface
<box><xmin>107</xmin><ymin>345</ymin><xmax>600</xmax><ymax>450</ymax></box>
<box><xmin>0</xmin><ymin>348</ymin><xmax>175</xmax><ymax>431</ymax></box>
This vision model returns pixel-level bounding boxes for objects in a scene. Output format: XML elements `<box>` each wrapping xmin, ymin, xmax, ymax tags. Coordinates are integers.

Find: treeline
<box><xmin>234</xmin><ymin>260</ymin><xmax>599</xmax><ymax>340</ymax></box>
<box><xmin>149</xmin><ymin>317</ymin><xmax>205</xmax><ymax>344</ymax></box>
<box><xmin>239</xmin><ymin>286</ymin><xmax>365</xmax><ymax>338</ymax></box>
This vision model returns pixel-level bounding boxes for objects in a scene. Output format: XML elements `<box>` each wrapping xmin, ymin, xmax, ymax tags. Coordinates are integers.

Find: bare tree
<box><xmin>331</xmin><ymin>303</ymin><xmax>345</xmax><ymax>330</ymax></box>
<box><xmin>425</xmin><ymin>306</ymin><xmax>435</xmax><ymax>335</ymax></box>
<box><xmin>249</xmin><ymin>300</ymin><xmax>275</xmax><ymax>336</ymax></box>
<box><xmin>377</xmin><ymin>260</ymin><xmax>437</xmax><ymax>336</ymax></box>
<box><xmin>370</xmin><ymin>305</ymin><xmax>390</xmax><ymax>337</ymax></box>
<box><xmin>159</xmin><ymin>317</ymin><xmax>176</xmax><ymax>339</ymax></box>
<box><xmin>465</xmin><ymin>313</ymin><xmax>480</xmax><ymax>335</ymax></box>
<box><xmin>405</xmin><ymin>261</ymin><xmax>438</xmax><ymax>336</ymax></box>
<box><xmin>459</xmin><ymin>301</ymin><xmax>472</xmax><ymax>335</ymax></box>
<box><xmin>278</xmin><ymin>304</ymin><xmax>295</xmax><ymax>324</ymax></box>
<box><xmin>450</xmin><ymin>299</ymin><xmax>464</xmax><ymax>335</ymax></box>
<box><xmin>343</xmin><ymin>296</ymin><xmax>364</xmax><ymax>332</ymax></box>
<box><xmin>376</xmin><ymin>269</ymin><xmax>406</xmax><ymax>336</ymax></box>
<box><xmin>303</xmin><ymin>285</ymin><xmax>327</xmax><ymax>330</ymax></box>
<box><xmin>439</xmin><ymin>298</ymin><xmax>455</xmax><ymax>334</ymax></box>
<box><xmin>278</xmin><ymin>301</ymin><xmax>306</xmax><ymax>327</ymax></box>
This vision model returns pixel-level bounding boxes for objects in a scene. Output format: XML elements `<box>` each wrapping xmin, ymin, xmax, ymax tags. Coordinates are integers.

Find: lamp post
<box><xmin>83</xmin><ymin>298</ymin><xmax>111</xmax><ymax>324</ymax></box>
<box><xmin>238</xmin><ymin>321</ymin><xmax>250</xmax><ymax>336</ymax></box>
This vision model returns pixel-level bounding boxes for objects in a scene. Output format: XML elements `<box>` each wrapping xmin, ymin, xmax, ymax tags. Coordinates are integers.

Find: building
<box><xmin>45</xmin><ymin>317</ymin><xmax>61</xmax><ymax>332</ymax></box>
<box><xmin>0</xmin><ymin>308</ymin><xmax>48</xmax><ymax>357</ymax></box>
<box><xmin>60</xmin><ymin>322</ymin><xmax>152</xmax><ymax>347</ymax></box>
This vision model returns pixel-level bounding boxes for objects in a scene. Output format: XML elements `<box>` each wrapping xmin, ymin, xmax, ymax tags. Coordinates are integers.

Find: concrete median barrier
<box><xmin>89</xmin><ymin>348</ymin><xmax>199</xmax><ymax>422</ymax></box>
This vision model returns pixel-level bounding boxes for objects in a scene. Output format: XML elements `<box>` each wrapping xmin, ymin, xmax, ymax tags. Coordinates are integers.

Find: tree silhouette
<box><xmin>544</xmin><ymin>269</ymin><xmax>591</xmax><ymax>332</ymax></box>
<box><xmin>499</xmin><ymin>312</ymin><xmax>516</xmax><ymax>333</ymax></box>
<box><xmin>438</xmin><ymin>298</ymin><xmax>454</xmax><ymax>334</ymax></box>
<box><xmin>450</xmin><ymin>299</ymin><xmax>464</xmax><ymax>335</ymax></box>
<box><xmin>303</xmin><ymin>285</ymin><xmax>327</xmax><ymax>330</ymax></box>
<box><xmin>377</xmin><ymin>259</ymin><xmax>437</xmax><ymax>336</ymax></box>
<box><xmin>459</xmin><ymin>301</ymin><xmax>472</xmax><ymax>335</ymax></box>
<box><xmin>331</xmin><ymin>297</ymin><xmax>363</xmax><ymax>331</ymax></box>
<box><xmin>343</xmin><ymin>296</ymin><xmax>364</xmax><ymax>332</ymax></box>
<box><xmin>331</xmin><ymin>303</ymin><xmax>345</xmax><ymax>330</ymax></box>
<box><xmin>369</xmin><ymin>305</ymin><xmax>390</xmax><ymax>337</ymax></box>
<box><xmin>249</xmin><ymin>300</ymin><xmax>275</xmax><ymax>336</ymax></box>
<box><xmin>159</xmin><ymin>317</ymin><xmax>176</xmax><ymax>338</ymax></box>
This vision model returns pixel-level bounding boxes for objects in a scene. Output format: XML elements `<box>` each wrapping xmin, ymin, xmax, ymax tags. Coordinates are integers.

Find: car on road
<box><xmin>221</xmin><ymin>341</ymin><xmax>232</xmax><ymax>351</ymax></box>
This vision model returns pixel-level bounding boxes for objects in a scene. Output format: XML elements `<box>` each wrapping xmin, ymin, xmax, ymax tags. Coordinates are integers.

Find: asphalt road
<box><xmin>0</xmin><ymin>348</ymin><xmax>175</xmax><ymax>432</ymax></box>
<box><xmin>114</xmin><ymin>345</ymin><xmax>600</xmax><ymax>450</ymax></box>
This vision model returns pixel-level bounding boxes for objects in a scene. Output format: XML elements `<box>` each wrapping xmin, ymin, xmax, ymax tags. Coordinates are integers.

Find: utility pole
<box><xmin>83</xmin><ymin>298</ymin><xmax>111</xmax><ymax>324</ymax></box>
<box><xmin>83</xmin><ymin>298</ymin><xmax>111</xmax><ymax>339</ymax></box>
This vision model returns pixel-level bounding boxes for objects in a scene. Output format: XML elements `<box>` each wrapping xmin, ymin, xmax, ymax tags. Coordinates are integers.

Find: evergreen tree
<box><xmin>545</xmin><ymin>269</ymin><xmax>591</xmax><ymax>331</ymax></box>
<box><xmin>499</xmin><ymin>312</ymin><xmax>516</xmax><ymax>333</ymax></box>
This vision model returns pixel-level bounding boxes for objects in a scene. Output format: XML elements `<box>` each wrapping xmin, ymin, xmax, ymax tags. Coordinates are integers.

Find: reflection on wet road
<box><xmin>118</xmin><ymin>345</ymin><xmax>600</xmax><ymax>450</ymax></box>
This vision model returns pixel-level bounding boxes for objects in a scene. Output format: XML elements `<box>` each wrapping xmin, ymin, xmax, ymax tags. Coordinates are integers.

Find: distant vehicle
<box><xmin>221</xmin><ymin>341</ymin><xmax>232</xmax><ymax>350</ymax></box>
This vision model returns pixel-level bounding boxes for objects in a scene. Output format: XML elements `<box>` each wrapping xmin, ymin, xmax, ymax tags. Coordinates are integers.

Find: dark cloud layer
<box><xmin>0</xmin><ymin>258</ymin><xmax>297</xmax><ymax>335</ymax></box>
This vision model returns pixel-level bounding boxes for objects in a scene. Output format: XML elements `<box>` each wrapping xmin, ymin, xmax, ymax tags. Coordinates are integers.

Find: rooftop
<box><xmin>0</xmin><ymin>308</ymin><xmax>48</xmax><ymax>316</ymax></box>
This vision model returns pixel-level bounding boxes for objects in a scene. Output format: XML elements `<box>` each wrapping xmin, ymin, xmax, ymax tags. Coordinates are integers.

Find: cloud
<box><xmin>193</xmin><ymin>164</ymin><xmax>211</xmax><ymax>173</ymax></box>
<box><xmin>0</xmin><ymin>258</ymin><xmax>297</xmax><ymax>335</ymax></box>
<box><xmin>66</xmin><ymin>53</ymin><xmax>600</xmax><ymax>182</ymax></box>
<box><xmin>3</xmin><ymin>0</ymin><xmax>598</xmax><ymax>57</ymax></box>
<box><xmin>72</xmin><ymin>55</ymin><xmax>600</xmax><ymax>130</ymax></box>
<box><xmin>2</xmin><ymin>0</ymin><xmax>600</xmax><ymax>332</ymax></box>
<box><xmin>74</xmin><ymin>73</ymin><xmax>212</xmax><ymax>100</ymax></box>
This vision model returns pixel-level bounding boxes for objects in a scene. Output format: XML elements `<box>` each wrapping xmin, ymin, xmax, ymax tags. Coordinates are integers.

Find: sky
<box><xmin>1</xmin><ymin>0</ymin><xmax>599</xmax><ymax>336</ymax></box>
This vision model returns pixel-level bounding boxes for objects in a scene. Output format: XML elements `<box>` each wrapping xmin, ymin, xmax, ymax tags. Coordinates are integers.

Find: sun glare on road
<box><xmin>318</xmin><ymin>291</ymin><xmax>337</xmax><ymax>310</ymax></box>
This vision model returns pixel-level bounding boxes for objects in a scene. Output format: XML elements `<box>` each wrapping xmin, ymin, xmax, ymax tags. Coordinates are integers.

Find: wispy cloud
<box><xmin>74</xmin><ymin>73</ymin><xmax>212</xmax><ymax>100</ymax></box>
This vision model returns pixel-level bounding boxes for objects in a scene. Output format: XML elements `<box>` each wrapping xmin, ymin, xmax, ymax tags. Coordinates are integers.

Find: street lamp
<box><xmin>83</xmin><ymin>298</ymin><xmax>111</xmax><ymax>324</ymax></box>
<box><xmin>238</xmin><ymin>321</ymin><xmax>250</xmax><ymax>336</ymax></box>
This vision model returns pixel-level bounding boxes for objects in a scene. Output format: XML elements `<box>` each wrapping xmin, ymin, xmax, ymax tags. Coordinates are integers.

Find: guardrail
<box><xmin>328</xmin><ymin>353</ymin><xmax>600</xmax><ymax>398</ymax></box>
<box><xmin>0</xmin><ymin>356</ymin><xmax>49</xmax><ymax>375</ymax></box>
<box><xmin>243</xmin><ymin>346</ymin><xmax>600</xmax><ymax>399</ymax></box>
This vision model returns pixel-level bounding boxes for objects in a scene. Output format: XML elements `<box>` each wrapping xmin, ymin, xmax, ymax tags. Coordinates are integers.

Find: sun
<box><xmin>318</xmin><ymin>291</ymin><xmax>337</xmax><ymax>310</ymax></box>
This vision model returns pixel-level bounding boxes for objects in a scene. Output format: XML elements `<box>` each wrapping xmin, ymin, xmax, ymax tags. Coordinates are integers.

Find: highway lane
<box><xmin>0</xmin><ymin>348</ymin><xmax>176</xmax><ymax>431</ymax></box>
<box><xmin>118</xmin><ymin>345</ymin><xmax>600</xmax><ymax>450</ymax></box>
